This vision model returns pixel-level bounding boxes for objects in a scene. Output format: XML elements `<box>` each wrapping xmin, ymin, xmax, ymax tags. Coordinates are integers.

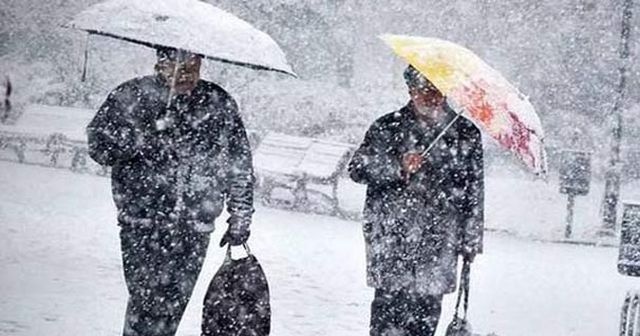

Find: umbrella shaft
<box><xmin>165</xmin><ymin>57</ymin><xmax>182</xmax><ymax>109</ymax></box>
<box><xmin>420</xmin><ymin>112</ymin><xmax>463</xmax><ymax>157</ymax></box>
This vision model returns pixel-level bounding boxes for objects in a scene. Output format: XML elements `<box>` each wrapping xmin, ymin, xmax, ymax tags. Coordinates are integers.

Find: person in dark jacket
<box><xmin>87</xmin><ymin>47</ymin><xmax>255</xmax><ymax>336</ymax></box>
<box><xmin>349</xmin><ymin>65</ymin><xmax>484</xmax><ymax>336</ymax></box>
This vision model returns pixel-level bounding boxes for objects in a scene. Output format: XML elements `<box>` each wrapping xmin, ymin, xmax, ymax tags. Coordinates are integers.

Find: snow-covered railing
<box><xmin>0</xmin><ymin>130</ymin><xmax>106</xmax><ymax>174</ymax></box>
<box><xmin>0</xmin><ymin>104</ymin><xmax>108</xmax><ymax>174</ymax></box>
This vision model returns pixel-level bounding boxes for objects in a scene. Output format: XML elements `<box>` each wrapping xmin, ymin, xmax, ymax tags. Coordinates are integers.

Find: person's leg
<box><xmin>120</xmin><ymin>225</ymin><xmax>157</xmax><ymax>336</ymax></box>
<box><xmin>160</xmin><ymin>226</ymin><xmax>210</xmax><ymax>333</ymax></box>
<box><xmin>403</xmin><ymin>293</ymin><xmax>443</xmax><ymax>336</ymax></box>
<box><xmin>120</xmin><ymin>225</ymin><xmax>210</xmax><ymax>336</ymax></box>
<box><xmin>370</xmin><ymin>288</ymin><xmax>405</xmax><ymax>336</ymax></box>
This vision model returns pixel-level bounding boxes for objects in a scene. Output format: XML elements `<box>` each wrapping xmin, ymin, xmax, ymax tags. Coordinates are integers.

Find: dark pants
<box><xmin>370</xmin><ymin>289</ymin><xmax>443</xmax><ymax>336</ymax></box>
<box><xmin>120</xmin><ymin>223</ymin><xmax>210</xmax><ymax>336</ymax></box>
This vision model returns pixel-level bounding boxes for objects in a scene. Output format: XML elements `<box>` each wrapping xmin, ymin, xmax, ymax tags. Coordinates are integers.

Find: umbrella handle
<box><xmin>165</xmin><ymin>53</ymin><xmax>182</xmax><ymax>109</ymax></box>
<box><xmin>225</xmin><ymin>243</ymin><xmax>253</xmax><ymax>261</ymax></box>
<box><xmin>405</xmin><ymin>111</ymin><xmax>463</xmax><ymax>184</ymax></box>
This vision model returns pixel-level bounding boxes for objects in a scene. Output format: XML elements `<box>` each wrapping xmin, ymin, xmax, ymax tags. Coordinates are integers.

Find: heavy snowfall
<box><xmin>2</xmin><ymin>1</ymin><xmax>640</xmax><ymax>336</ymax></box>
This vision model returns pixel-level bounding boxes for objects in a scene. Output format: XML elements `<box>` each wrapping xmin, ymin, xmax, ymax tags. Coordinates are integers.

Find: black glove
<box><xmin>460</xmin><ymin>250</ymin><xmax>476</xmax><ymax>263</ymax></box>
<box><xmin>459</xmin><ymin>245</ymin><xmax>477</xmax><ymax>263</ymax></box>
<box><xmin>219</xmin><ymin>216</ymin><xmax>251</xmax><ymax>247</ymax></box>
<box><xmin>463</xmin><ymin>252</ymin><xmax>476</xmax><ymax>263</ymax></box>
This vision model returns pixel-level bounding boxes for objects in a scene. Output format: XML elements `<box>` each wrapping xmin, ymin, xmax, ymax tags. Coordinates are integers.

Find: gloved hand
<box><xmin>462</xmin><ymin>251</ymin><xmax>476</xmax><ymax>263</ymax></box>
<box><xmin>459</xmin><ymin>245</ymin><xmax>477</xmax><ymax>263</ymax></box>
<box><xmin>219</xmin><ymin>216</ymin><xmax>251</xmax><ymax>247</ymax></box>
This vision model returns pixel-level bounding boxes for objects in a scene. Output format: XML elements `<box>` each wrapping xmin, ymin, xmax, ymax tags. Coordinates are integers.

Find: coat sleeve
<box><xmin>348</xmin><ymin>121</ymin><xmax>404</xmax><ymax>187</ymax></box>
<box><xmin>460</xmin><ymin>127</ymin><xmax>485</xmax><ymax>255</ymax></box>
<box><xmin>223</xmin><ymin>99</ymin><xmax>255</xmax><ymax>227</ymax></box>
<box><xmin>86</xmin><ymin>85</ymin><xmax>139</xmax><ymax>166</ymax></box>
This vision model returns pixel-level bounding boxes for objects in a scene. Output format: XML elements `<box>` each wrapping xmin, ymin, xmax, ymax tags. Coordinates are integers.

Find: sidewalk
<box><xmin>1</xmin><ymin>161</ymin><xmax>639</xmax><ymax>335</ymax></box>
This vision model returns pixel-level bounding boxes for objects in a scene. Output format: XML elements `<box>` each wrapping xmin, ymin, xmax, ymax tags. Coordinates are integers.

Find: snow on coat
<box><xmin>349</xmin><ymin>103</ymin><xmax>484</xmax><ymax>295</ymax></box>
<box><xmin>87</xmin><ymin>75</ymin><xmax>254</xmax><ymax>231</ymax></box>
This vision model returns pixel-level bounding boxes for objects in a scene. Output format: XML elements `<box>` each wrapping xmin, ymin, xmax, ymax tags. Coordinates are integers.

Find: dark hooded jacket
<box><xmin>349</xmin><ymin>103</ymin><xmax>484</xmax><ymax>295</ymax></box>
<box><xmin>87</xmin><ymin>75</ymin><xmax>254</xmax><ymax>232</ymax></box>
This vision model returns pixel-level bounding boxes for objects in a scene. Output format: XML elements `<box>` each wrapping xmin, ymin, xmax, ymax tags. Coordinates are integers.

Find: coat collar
<box><xmin>400</xmin><ymin>101</ymin><xmax>458</xmax><ymax>128</ymax></box>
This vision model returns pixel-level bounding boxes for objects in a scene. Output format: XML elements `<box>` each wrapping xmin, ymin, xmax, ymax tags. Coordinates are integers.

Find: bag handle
<box><xmin>453</xmin><ymin>259</ymin><xmax>471</xmax><ymax>320</ymax></box>
<box><xmin>225</xmin><ymin>243</ymin><xmax>252</xmax><ymax>261</ymax></box>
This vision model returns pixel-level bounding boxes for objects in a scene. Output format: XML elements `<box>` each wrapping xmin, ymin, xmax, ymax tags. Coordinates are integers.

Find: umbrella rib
<box><xmin>83</xmin><ymin>30</ymin><xmax>297</xmax><ymax>77</ymax></box>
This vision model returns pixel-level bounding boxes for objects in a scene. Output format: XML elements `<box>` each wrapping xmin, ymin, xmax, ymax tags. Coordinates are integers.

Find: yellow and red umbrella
<box><xmin>381</xmin><ymin>34</ymin><xmax>547</xmax><ymax>175</ymax></box>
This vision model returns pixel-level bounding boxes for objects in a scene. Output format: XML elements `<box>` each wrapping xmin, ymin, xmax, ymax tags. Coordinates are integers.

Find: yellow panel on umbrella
<box><xmin>381</xmin><ymin>34</ymin><xmax>481</xmax><ymax>94</ymax></box>
<box><xmin>380</xmin><ymin>34</ymin><xmax>547</xmax><ymax>175</ymax></box>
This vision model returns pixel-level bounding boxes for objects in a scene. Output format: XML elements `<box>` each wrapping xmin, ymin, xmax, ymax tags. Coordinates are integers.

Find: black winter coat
<box><xmin>349</xmin><ymin>103</ymin><xmax>484</xmax><ymax>294</ymax></box>
<box><xmin>87</xmin><ymin>75</ymin><xmax>254</xmax><ymax>232</ymax></box>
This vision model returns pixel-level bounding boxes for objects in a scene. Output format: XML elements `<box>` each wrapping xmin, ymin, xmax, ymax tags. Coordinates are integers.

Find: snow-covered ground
<box><xmin>1</xmin><ymin>160</ymin><xmax>639</xmax><ymax>336</ymax></box>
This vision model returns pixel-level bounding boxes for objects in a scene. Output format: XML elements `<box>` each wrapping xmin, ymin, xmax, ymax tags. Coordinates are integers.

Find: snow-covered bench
<box><xmin>0</xmin><ymin>104</ymin><xmax>107</xmax><ymax>174</ymax></box>
<box><xmin>253</xmin><ymin>132</ymin><xmax>354</xmax><ymax>216</ymax></box>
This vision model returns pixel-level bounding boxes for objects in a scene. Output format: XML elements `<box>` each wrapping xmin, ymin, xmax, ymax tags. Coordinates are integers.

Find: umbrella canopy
<box><xmin>66</xmin><ymin>0</ymin><xmax>296</xmax><ymax>77</ymax></box>
<box><xmin>381</xmin><ymin>34</ymin><xmax>547</xmax><ymax>175</ymax></box>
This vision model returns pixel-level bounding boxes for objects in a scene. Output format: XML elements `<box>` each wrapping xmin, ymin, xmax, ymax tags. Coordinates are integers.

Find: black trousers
<box><xmin>119</xmin><ymin>223</ymin><xmax>210</xmax><ymax>336</ymax></box>
<box><xmin>370</xmin><ymin>289</ymin><xmax>443</xmax><ymax>336</ymax></box>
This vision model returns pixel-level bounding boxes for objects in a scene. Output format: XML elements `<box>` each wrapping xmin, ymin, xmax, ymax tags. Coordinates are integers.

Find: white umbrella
<box><xmin>65</xmin><ymin>0</ymin><xmax>296</xmax><ymax>77</ymax></box>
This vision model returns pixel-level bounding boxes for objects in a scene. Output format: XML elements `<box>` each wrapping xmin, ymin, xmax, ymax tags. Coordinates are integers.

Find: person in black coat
<box><xmin>349</xmin><ymin>65</ymin><xmax>484</xmax><ymax>336</ymax></box>
<box><xmin>87</xmin><ymin>47</ymin><xmax>255</xmax><ymax>336</ymax></box>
